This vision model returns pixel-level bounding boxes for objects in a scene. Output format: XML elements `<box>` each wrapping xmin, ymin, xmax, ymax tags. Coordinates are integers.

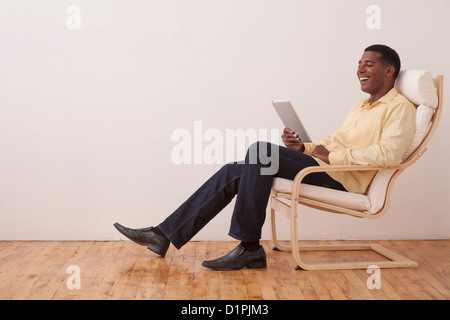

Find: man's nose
<box><xmin>357</xmin><ymin>65</ymin><xmax>366</xmax><ymax>74</ymax></box>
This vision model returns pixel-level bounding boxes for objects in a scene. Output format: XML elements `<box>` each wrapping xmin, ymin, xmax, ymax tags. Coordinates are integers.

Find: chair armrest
<box><xmin>290</xmin><ymin>164</ymin><xmax>397</xmax><ymax>200</ymax></box>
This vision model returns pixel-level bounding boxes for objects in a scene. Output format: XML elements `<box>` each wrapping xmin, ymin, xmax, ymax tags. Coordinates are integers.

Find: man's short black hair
<box><xmin>364</xmin><ymin>44</ymin><xmax>401</xmax><ymax>79</ymax></box>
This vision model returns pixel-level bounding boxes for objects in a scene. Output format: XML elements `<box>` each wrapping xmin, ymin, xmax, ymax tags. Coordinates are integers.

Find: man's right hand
<box><xmin>282</xmin><ymin>128</ymin><xmax>305</xmax><ymax>152</ymax></box>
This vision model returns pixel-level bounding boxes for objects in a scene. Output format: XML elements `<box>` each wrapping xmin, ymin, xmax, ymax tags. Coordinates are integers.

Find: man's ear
<box><xmin>385</xmin><ymin>65</ymin><xmax>395</xmax><ymax>79</ymax></box>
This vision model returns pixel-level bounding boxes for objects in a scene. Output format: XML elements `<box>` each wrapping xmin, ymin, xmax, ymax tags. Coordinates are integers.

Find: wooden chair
<box><xmin>270</xmin><ymin>71</ymin><xmax>443</xmax><ymax>270</ymax></box>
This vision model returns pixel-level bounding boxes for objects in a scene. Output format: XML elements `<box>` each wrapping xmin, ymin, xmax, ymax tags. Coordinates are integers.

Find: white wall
<box><xmin>0</xmin><ymin>0</ymin><xmax>449</xmax><ymax>241</ymax></box>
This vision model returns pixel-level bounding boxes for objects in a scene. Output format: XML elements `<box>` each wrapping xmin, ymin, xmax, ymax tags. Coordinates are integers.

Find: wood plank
<box><xmin>1</xmin><ymin>242</ymin><xmax>62</xmax><ymax>299</ymax></box>
<box><xmin>316</xmin><ymin>271</ymin><xmax>347</xmax><ymax>300</ymax></box>
<box><xmin>0</xmin><ymin>240</ymin><xmax>448</xmax><ymax>300</ymax></box>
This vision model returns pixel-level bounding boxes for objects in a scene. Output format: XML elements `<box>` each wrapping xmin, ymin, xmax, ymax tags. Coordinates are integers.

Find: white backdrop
<box><xmin>0</xmin><ymin>0</ymin><xmax>449</xmax><ymax>241</ymax></box>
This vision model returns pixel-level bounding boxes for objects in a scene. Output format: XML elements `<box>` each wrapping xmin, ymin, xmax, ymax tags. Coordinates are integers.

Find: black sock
<box><xmin>240</xmin><ymin>241</ymin><xmax>261</xmax><ymax>251</ymax></box>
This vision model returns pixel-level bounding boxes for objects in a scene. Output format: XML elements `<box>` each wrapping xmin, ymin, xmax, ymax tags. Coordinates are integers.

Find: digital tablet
<box><xmin>272</xmin><ymin>99</ymin><xmax>312</xmax><ymax>143</ymax></box>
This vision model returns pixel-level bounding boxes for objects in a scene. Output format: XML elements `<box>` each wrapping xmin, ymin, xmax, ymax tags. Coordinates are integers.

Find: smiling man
<box><xmin>114</xmin><ymin>44</ymin><xmax>416</xmax><ymax>271</ymax></box>
<box><xmin>287</xmin><ymin>44</ymin><xmax>416</xmax><ymax>194</ymax></box>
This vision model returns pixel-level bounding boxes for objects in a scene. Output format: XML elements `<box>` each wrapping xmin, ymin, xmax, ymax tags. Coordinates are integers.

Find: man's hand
<box><xmin>282</xmin><ymin>128</ymin><xmax>305</xmax><ymax>152</ymax></box>
<box><xmin>311</xmin><ymin>145</ymin><xmax>330</xmax><ymax>164</ymax></box>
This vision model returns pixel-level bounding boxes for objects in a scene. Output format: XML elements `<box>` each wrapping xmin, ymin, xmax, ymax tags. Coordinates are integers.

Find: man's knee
<box><xmin>246</xmin><ymin>141</ymin><xmax>280</xmax><ymax>175</ymax></box>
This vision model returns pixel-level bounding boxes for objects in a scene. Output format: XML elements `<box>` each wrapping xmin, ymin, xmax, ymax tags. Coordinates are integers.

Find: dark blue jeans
<box><xmin>159</xmin><ymin>142</ymin><xmax>346</xmax><ymax>249</ymax></box>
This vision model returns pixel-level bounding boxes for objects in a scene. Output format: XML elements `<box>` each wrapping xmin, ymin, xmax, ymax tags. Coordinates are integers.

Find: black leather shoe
<box><xmin>113</xmin><ymin>223</ymin><xmax>170</xmax><ymax>257</ymax></box>
<box><xmin>201</xmin><ymin>244</ymin><xmax>267</xmax><ymax>271</ymax></box>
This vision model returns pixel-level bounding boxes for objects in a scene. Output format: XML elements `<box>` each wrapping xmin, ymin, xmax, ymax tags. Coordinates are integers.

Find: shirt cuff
<box><xmin>303</xmin><ymin>143</ymin><xmax>316</xmax><ymax>155</ymax></box>
<box><xmin>329</xmin><ymin>150</ymin><xmax>343</xmax><ymax>165</ymax></box>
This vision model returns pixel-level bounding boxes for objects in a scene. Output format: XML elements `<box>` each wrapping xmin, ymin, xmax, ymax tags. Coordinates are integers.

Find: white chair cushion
<box><xmin>365</xmin><ymin>169</ymin><xmax>396</xmax><ymax>214</ymax></box>
<box><xmin>402</xmin><ymin>104</ymin><xmax>434</xmax><ymax>162</ymax></box>
<box><xmin>396</xmin><ymin>70</ymin><xmax>438</xmax><ymax>108</ymax></box>
<box><xmin>272</xmin><ymin>178</ymin><xmax>371</xmax><ymax>212</ymax></box>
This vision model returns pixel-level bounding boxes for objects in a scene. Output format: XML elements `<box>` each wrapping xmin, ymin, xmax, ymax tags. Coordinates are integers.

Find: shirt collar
<box><xmin>362</xmin><ymin>87</ymin><xmax>398</xmax><ymax>109</ymax></box>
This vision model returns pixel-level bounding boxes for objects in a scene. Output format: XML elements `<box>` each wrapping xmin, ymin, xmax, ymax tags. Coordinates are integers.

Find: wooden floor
<box><xmin>0</xmin><ymin>240</ymin><xmax>448</xmax><ymax>300</ymax></box>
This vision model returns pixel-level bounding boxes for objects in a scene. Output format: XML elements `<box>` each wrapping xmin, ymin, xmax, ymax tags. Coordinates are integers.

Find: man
<box><xmin>114</xmin><ymin>44</ymin><xmax>416</xmax><ymax>271</ymax></box>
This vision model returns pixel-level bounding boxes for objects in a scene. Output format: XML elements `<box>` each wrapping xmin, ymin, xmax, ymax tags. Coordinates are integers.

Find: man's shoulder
<box><xmin>386</xmin><ymin>91</ymin><xmax>416</xmax><ymax>120</ymax></box>
<box><xmin>392</xmin><ymin>90</ymin><xmax>415</xmax><ymax>109</ymax></box>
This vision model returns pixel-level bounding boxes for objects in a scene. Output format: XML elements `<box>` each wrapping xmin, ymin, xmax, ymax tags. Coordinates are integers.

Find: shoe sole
<box><xmin>147</xmin><ymin>243</ymin><xmax>168</xmax><ymax>257</ymax></box>
<box><xmin>202</xmin><ymin>259</ymin><xmax>267</xmax><ymax>271</ymax></box>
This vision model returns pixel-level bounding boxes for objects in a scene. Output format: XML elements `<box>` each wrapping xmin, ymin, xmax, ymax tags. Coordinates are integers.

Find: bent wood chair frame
<box><xmin>270</xmin><ymin>75</ymin><xmax>443</xmax><ymax>270</ymax></box>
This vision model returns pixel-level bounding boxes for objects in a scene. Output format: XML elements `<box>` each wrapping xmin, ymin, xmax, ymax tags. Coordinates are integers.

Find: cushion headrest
<box><xmin>396</xmin><ymin>70</ymin><xmax>438</xmax><ymax>109</ymax></box>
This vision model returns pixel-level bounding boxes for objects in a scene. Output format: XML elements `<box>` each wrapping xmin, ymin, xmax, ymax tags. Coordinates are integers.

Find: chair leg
<box><xmin>289</xmin><ymin>209</ymin><xmax>310</xmax><ymax>270</ymax></box>
<box><xmin>291</xmin><ymin>243</ymin><xmax>418</xmax><ymax>270</ymax></box>
<box><xmin>270</xmin><ymin>195</ymin><xmax>418</xmax><ymax>271</ymax></box>
<box><xmin>270</xmin><ymin>201</ymin><xmax>291</xmax><ymax>252</ymax></box>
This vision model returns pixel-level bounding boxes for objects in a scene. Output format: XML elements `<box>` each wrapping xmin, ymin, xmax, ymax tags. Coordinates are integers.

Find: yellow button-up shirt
<box><xmin>303</xmin><ymin>87</ymin><xmax>416</xmax><ymax>194</ymax></box>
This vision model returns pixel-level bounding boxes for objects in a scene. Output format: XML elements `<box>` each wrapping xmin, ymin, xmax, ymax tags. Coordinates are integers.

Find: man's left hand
<box><xmin>312</xmin><ymin>145</ymin><xmax>330</xmax><ymax>164</ymax></box>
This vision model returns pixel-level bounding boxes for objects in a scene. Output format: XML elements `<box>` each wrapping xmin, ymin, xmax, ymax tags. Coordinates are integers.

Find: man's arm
<box><xmin>282</xmin><ymin>127</ymin><xmax>331</xmax><ymax>163</ymax></box>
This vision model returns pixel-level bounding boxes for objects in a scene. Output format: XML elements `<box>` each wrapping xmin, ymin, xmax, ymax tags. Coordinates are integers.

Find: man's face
<box><xmin>357</xmin><ymin>51</ymin><xmax>390</xmax><ymax>95</ymax></box>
